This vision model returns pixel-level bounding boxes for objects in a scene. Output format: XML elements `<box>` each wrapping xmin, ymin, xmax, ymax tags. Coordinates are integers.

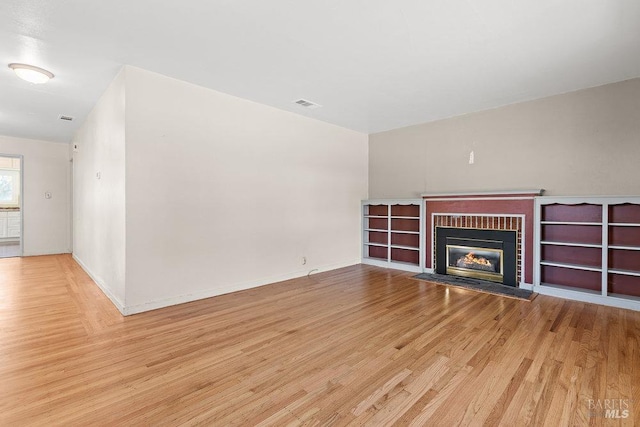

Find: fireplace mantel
<box><xmin>422</xmin><ymin>189</ymin><xmax>544</xmax><ymax>200</ymax></box>
<box><xmin>423</xmin><ymin>190</ymin><xmax>541</xmax><ymax>287</ymax></box>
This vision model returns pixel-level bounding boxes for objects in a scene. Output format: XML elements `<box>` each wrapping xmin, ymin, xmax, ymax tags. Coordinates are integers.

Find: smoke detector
<box><xmin>293</xmin><ymin>98</ymin><xmax>322</xmax><ymax>109</ymax></box>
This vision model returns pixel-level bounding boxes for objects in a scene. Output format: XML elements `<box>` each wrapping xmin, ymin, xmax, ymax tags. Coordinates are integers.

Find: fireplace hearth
<box><xmin>436</xmin><ymin>227</ymin><xmax>517</xmax><ymax>286</ymax></box>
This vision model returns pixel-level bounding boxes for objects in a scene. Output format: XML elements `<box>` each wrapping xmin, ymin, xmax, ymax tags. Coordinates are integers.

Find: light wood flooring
<box><xmin>1</xmin><ymin>254</ymin><xmax>639</xmax><ymax>426</ymax></box>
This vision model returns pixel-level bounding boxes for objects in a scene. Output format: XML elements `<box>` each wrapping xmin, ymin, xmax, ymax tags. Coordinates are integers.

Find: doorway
<box><xmin>0</xmin><ymin>155</ymin><xmax>22</xmax><ymax>258</ymax></box>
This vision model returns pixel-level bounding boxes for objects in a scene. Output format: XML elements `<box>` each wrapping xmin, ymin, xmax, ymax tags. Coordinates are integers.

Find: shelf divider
<box><xmin>609</xmin><ymin>245</ymin><xmax>640</xmax><ymax>251</ymax></box>
<box><xmin>540</xmin><ymin>241</ymin><xmax>602</xmax><ymax>248</ymax></box>
<box><xmin>609</xmin><ymin>269</ymin><xmax>640</xmax><ymax>278</ymax></box>
<box><xmin>540</xmin><ymin>221</ymin><xmax>602</xmax><ymax>226</ymax></box>
<box><xmin>539</xmin><ymin>261</ymin><xmax>602</xmax><ymax>272</ymax></box>
<box><xmin>602</xmin><ymin>203</ymin><xmax>608</xmax><ymax>296</ymax></box>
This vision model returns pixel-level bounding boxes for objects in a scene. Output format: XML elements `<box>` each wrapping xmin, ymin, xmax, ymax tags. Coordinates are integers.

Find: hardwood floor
<box><xmin>1</xmin><ymin>254</ymin><xmax>639</xmax><ymax>426</ymax></box>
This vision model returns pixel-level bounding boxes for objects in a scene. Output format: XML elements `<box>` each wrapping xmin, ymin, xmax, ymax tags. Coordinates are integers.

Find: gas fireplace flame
<box><xmin>457</xmin><ymin>252</ymin><xmax>493</xmax><ymax>269</ymax></box>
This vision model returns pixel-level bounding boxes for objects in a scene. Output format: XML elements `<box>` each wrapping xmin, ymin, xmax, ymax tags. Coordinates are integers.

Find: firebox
<box><xmin>435</xmin><ymin>227</ymin><xmax>517</xmax><ymax>286</ymax></box>
<box><xmin>446</xmin><ymin>244</ymin><xmax>503</xmax><ymax>283</ymax></box>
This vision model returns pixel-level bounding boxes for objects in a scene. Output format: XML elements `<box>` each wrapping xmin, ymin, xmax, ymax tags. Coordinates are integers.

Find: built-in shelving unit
<box><xmin>534</xmin><ymin>197</ymin><xmax>640</xmax><ymax>310</ymax></box>
<box><xmin>362</xmin><ymin>199</ymin><xmax>424</xmax><ymax>273</ymax></box>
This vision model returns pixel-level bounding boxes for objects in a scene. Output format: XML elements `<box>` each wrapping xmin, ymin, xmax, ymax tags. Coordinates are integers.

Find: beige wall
<box><xmin>72</xmin><ymin>69</ymin><xmax>127</xmax><ymax>308</ymax></box>
<box><xmin>369</xmin><ymin>78</ymin><xmax>640</xmax><ymax>198</ymax></box>
<box><xmin>76</xmin><ymin>66</ymin><xmax>368</xmax><ymax>314</ymax></box>
<box><xmin>124</xmin><ymin>66</ymin><xmax>368</xmax><ymax>312</ymax></box>
<box><xmin>0</xmin><ymin>135</ymin><xmax>70</xmax><ymax>256</ymax></box>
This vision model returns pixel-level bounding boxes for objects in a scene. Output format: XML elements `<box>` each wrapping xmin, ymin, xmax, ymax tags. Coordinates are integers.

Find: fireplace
<box><xmin>435</xmin><ymin>227</ymin><xmax>517</xmax><ymax>286</ymax></box>
<box><xmin>447</xmin><ymin>244</ymin><xmax>503</xmax><ymax>283</ymax></box>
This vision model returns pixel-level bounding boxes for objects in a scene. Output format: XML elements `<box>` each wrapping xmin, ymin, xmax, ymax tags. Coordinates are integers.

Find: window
<box><xmin>0</xmin><ymin>170</ymin><xmax>20</xmax><ymax>207</ymax></box>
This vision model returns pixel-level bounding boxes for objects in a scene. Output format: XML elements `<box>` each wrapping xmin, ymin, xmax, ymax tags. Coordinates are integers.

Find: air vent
<box><xmin>59</xmin><ymin>115</ymin><xmax>74</xmax><ymax>121</ymax></box>
<box><xmin>293</xmin><ymin>99</ymin><xmax>321</xmax><ymax>109</ymax></box>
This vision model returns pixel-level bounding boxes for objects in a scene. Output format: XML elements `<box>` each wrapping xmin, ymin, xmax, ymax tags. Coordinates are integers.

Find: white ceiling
<box><xmin>1</xmin><ymin>0</ymin><xmax>639</xmax><ymax>143</ymax></box>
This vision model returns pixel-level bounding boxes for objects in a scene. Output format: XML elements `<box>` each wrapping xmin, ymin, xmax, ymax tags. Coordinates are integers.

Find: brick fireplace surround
<box><xmin>423</xmin><ymin>190</ymin><xmax>544</xmax><ymax>287</ymax></box>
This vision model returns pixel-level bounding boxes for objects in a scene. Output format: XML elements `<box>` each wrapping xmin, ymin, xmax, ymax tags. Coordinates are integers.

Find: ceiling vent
<box><xmin>59</xmin><ymin>115</ymin><xmax>74</xmax><ymax>121</ymax></box>
<box><xmin>293</xmin><ymin>99</ymin><xmax>321</xmax><ymax>109</ymax></box>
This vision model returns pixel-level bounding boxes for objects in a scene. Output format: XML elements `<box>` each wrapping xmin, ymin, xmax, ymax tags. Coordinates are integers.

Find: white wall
<box><xmin>72</xmin><ymin>69</ymin><xmax>127</xmax><ymax>309</ymax></box>
<box><xmin>369</xmin><ymin>78</ymin><xmax>640</xmax><ymax>198</ymax></box>
<box><xmin>123</xmin><ymin>66</ymin><xmax>368</xmax><ymax>312</ymax></box>
<box><xmin>0</xmin><ymin>135</ymin><xmax>70</xmax><ymax>255</ymax></box>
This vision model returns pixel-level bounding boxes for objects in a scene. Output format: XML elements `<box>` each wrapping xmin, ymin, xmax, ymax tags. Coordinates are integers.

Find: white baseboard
<box><xmin>519</xmin><ymin>282</ymin><xmax>534</xmax><ymax>291</ymax></box>
<box><xmin>72</xmin><ymin>253</ymin><xmax>126</xmax><ymax>315</ymax></box>
<box><xmin>23</xmin><ymin>249</ymin><xmax>71</xmax><ymax>257</ymax></box>
<box><xmin>532</xmin><ymin>284</ymin><xmax>640</xmax><ymax>311</ymax></box>
<box><xmin>361</xmin><ymin>258</ymin><xmax>424</xmax><ymax>273</ymax></box>
<box><xmin>123</xmin><ymin>259</ymin><xmax>361</xmax><ymax>315</ymax></box>
<box><xmin>72</xmin><ymin>257</ymin><xmax>361</xmax><ymax>316</ymax></box>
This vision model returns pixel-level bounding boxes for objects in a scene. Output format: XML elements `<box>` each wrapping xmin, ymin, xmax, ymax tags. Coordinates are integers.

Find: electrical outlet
<box><xmin>469</xmin><ymin>151</ymin><xmax>475</xmax><ymax>164</ymax></box>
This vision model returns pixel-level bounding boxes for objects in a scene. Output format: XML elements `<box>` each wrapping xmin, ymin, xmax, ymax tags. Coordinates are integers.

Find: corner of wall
<box><xmin>72</xmin><ymin>253</ymin><xmax>126</xmax><ymax>315</ymax></box>
<box><xmin>71</xmin><ymin>66</ymin><xmax>127</xmax><ymax>308</ymax></box>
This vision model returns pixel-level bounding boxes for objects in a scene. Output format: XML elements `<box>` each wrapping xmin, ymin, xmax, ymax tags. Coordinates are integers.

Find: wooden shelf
<box><xmin>540</xmin><ymin>221</ymin><xmax>602</xmax><ymax>226</ymax></box>
<box><xmin>609</xmin><ymin>269</ymin><xmax>640</xmax><ymax>277</ymax></box>
<box><xmin>390</xmin><ymin>204</ymin><xmax>420</xmax><ymax>217</ymax></box>
<box><xmin>536</xmin><ymin>197</ymin><xmax>640</xmax><ymax>307</ymax></box>
<box><xmin>540</xmin><ymin>241</ymin><xmax>602</xmax><ymax>248</ymax></box>
<box><xmin>364</xmin><ymin>242</ymin><xmax>387</xmax><ymax>248</ymax></box>
<box><xmin>541</xmin><ymin>223</ymin><xmax>602</xmax><ymax>246</ymax></box>
<box><xmin>362</xmin><ymin>199</ymin><xmax>423</xmax><ymax>272</ymax></box>
<box><xmin>539</xmin><ymin>282</ymin><xmax>602</xmax><ymax>296</ymax></box>
<box><xmin>609</xmin><ymin>224</ymin><xmax>640</xmax><ymax>248</ymax></box>
<box><xmin>390</xmin><ymin>260</ymin><xmax>424</xmax><ymax>268</ymax></box>
<box><xmin>608</xmin><ymin>271</ymin><xmax>640</xmax><ymax>298</ymax></box>
<box><xmin>605</xmin><ymin>292</ymin><xmax>640</xmax><ymax>302</ymax></box>
<box><xmin>609</xmin><ymin>245</ymin><xmax>640</xmax><ymax>251</ymax></box>
<box><xmin>609</xmin><ymin>203</ymin><xmax>640</xmax><ymax>224</ymax></box>
<box><xmin>540</xmin><ymin>260</ymin><xmax>602</xmax><ymax>272</ymax></box>
<box><xmin>390</xmin><ymin>244</ymin><xmax>419</xmax><ymax>251</ymax></box>
<box><xmin>541</xmin><ymin>203</ymin><xmax>602</xmax><ymax>223</ymax></box>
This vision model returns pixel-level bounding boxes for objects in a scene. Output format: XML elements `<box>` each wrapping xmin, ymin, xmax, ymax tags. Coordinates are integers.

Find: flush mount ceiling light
<box><xmin>8</xmin><ymin>63</ymin><xmax>54</xmax><ymax>84</ymax></box>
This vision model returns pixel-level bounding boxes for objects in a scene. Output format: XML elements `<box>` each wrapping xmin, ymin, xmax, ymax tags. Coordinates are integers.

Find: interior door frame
<box><xmin>0</xmin><ymin>153</ymin><xmax>24</xmax><ymax>257</ymax></box>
